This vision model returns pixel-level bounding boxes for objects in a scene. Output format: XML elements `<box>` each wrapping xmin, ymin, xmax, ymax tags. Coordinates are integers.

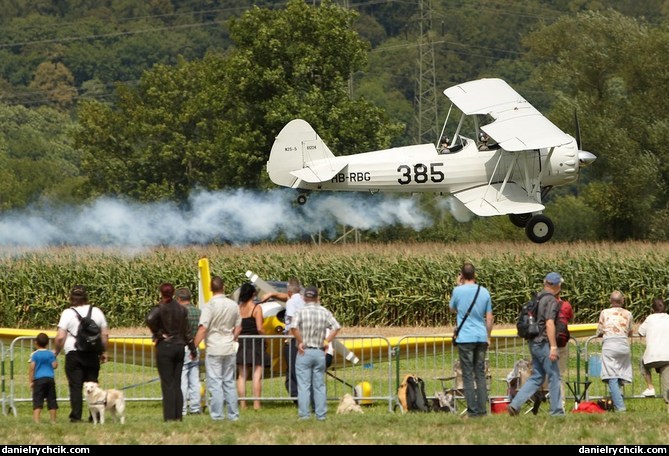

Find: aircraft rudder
<box><xmin>267</xmin><ymin>119</ymin><xmax>334</xmax><ymax>187</ymax></box>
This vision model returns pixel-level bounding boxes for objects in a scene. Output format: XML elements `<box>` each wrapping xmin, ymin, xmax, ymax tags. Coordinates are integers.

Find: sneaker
<box><xmin>507</xmin><ymin>405</ymin><xmax>519</xmax><ymax>417</ymax></box>
<box><xmin>642</xmin><ymin>388</ymin><xmax>656</xmax><ymax>397</ymax></box>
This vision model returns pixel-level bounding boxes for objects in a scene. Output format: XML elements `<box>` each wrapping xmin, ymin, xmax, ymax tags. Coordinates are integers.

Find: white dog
<box><xmin>83</xmin><ymin>381</ymin><xmax>126</xmax><ymax>425</ymax></box>
<box><xmin>336</xmin><ymin>393</ymin><xmax>363</xmax><ymax>415</ymax></box>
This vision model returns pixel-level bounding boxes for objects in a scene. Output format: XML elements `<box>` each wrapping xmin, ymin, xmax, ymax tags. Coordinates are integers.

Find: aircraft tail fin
<box><xmin>267</xmin><ymin>119</ymin><xmax>336</xmax><ymax>187</ymax></box>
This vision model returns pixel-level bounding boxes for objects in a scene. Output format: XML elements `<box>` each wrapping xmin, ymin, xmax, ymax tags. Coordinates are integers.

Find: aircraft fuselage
<box><xmin>292</xmin><ymin>137</ymin><xmax>579</xmax><ymax>195</ymax></box>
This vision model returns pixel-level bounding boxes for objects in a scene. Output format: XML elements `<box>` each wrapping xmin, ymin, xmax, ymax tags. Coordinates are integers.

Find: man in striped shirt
<box><xmin>291</xmin><ymin>285</ymin><xmax>341</xmax><ymax>421</ymax></box>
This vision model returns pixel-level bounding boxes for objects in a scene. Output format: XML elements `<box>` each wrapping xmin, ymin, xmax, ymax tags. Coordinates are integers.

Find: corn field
<box><xmin>1</xmin><ymin>241</ymin><xmax>669</xmax><ymax>329</ymax></box>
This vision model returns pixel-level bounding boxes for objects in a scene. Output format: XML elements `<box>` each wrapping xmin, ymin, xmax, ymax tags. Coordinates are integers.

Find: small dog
<box><xmin>336</xmin><ymin>393</ymin><xmax>363</xmax><ymax>415</ymax></box>
<box><xmin>83</xmin><ymin>381</ymin><xmax>125</xmax><ymax>425</ymax></box>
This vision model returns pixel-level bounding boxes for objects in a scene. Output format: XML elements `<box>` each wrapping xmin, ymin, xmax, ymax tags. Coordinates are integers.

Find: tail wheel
<box><xmin>296</xmin><ymin>194</ymin><xmax>307</xmax><ymax>205</ymax></box>
<box><xmin>509</xmin><ymin>213</ymin><xmax>533</xmax><ymax>228</ymax></box>
<box><xmin>525</xmin><ymin>214</ymin><xmax>554</xmax><ymax>244</ymax></box>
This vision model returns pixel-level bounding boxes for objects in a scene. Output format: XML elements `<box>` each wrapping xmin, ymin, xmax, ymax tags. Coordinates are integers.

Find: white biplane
<box><xmin>266</xmin><ymin>78</ymin><xmax>596</xmax><ymax>243</ymax></box>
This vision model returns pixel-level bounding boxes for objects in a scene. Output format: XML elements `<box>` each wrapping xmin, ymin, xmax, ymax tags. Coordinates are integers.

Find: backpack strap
<box><xmin>67</xmin><ymin>307</ymin><xmax>82</xmax><ymax>338</ymax></box>
<box><xmin>67</xmin><ymin>306</ymin><xmax>95</xmax><ymax>337</ymax></box>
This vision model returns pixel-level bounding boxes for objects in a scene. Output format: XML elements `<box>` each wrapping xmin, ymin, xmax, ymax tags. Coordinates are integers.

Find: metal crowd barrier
<box><xmin>3</xmin><ymin>332</ymin><xmax>657</xmax><ymax>416</ymax></box>
<box><xmin>4</xmin><ymin>334</ymin><xmax>396</xmax><ymax>415</ymax></box>
<box><xmin>581</xmin><ymin>334</ymin><xmax>650</xmax><ymax>402</ymax></box>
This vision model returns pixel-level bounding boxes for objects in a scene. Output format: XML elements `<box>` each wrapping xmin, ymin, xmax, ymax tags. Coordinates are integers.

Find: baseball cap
<box><xmin>175</xmin><ymin>287</ymin><xmax>191</xmax><ymax>301</ymax></box>
<box><xmin>545</xmin><ymin>272</ymin><xmax>563</xmax><ymax>286</ymax></box>
<box><xmin>304</xmin><ymin>286</ymin><xmax>319</xmax><ymax>299</ymax></box>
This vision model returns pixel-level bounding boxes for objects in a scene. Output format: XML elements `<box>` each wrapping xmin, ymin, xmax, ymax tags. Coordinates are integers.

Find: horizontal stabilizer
<box><xmin>290</xmin><ymin>162</ymin><xmax>346</xmax><ymax>184</ymax></box>
<box><xmin>453</xmin><ymin>182</ymin><xmax>544</xmax><ymax>217</ymax></box>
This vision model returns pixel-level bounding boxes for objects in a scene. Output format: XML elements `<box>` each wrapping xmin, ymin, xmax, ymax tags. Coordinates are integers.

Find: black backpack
<box><xmin>71</xmin><ymin>306</ymin><xmax>103</xmax><ymax>353</ymax></box>
<box><xmin>397</xmin><ymin>374</ymin><xmax>430</xmax><ymax>413</ymax></box>
<box><xmin>517</xmin><ymin>292</ymin><xmax>550</xmax><ymax>339</ymax></box>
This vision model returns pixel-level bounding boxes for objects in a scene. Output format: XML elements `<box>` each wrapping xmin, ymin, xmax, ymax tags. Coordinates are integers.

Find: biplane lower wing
<box><xmin>453</xmin><ymin>182</ymin><xmax>545</xmax><ymax>217</ymax></box>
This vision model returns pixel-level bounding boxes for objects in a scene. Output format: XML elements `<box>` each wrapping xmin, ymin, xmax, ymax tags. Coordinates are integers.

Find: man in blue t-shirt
<box><xmin>29</xmin><ymin>332</ymin><xmax>58</xmax><ymax>423</ymax></box>
<box><xmin>449</xmin><ymin>262</ymin><xmax>493</xmax><ymax>418</ymax></box>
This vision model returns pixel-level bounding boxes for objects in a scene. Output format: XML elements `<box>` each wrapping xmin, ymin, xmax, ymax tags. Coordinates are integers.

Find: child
<box><xmin>29</xmin><ymin>332</ymin><xmax>58</xmax><ymax>423</ymax></box>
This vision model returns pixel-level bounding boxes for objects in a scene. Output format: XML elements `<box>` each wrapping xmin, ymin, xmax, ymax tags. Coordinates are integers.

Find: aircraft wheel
<box><xmin>509</xmin><ymin>213</ymin><xmax>533</xmax><ymax>228</ymax></box>
<box><xmin>525</xmin><ymin>215</ymin><xmax>554</xmax><ymax>244</ymax></box>
<box><xmin>297</xmin><ymin>194</ymin><xmax>307</xmax><ymax>205</ymax></box>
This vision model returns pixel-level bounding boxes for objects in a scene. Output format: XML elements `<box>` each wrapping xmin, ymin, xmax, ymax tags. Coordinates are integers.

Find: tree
<box><xmin>522</xmin><ymin>10</ymin><xmax>666</xmax><ymax>240</ymax></box>
<box><xmin>0</xmin><ymin>103</ymin><xmax>81</xmax><ymax>208</ymax></box>
<box><xmin>76</xmin><ymin>0</ymin><xmax>403</xmax><ymax>202</ymax></box>
<box><xmin>223</xmin><ymin>0</ymin><xmax>403</xmax><ymax>169</ymax></box>
<box><xmin>29</xmin><ymin>61</ymin><xmax>77</xmax><ymax>110</ymax></box>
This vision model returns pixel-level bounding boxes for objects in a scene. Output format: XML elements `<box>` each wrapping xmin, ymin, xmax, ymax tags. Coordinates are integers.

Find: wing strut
<box><xmin>481</xmin><ymin>151</ymin><xmax>519</xmax><ymax>205</ymax></box>
<box><xmin>531</xmin><ymin>146</ymin><xmax>555</xmax><ymax>196</ymax></box>
<box><xmin>497</xmin><ymin>153</ymin><xmax>519</xmax><ymax>198</ymax></box>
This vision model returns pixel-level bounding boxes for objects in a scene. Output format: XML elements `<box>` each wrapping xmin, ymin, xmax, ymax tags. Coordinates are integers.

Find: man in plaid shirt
<box><xmin>177</xmin><ymin>287</ymin><xmax>202</xmax><ymax>415</ymax></box>
<box><xmin>291</xmin><ymin>285</ymin><xmax>341</xmax><ymax>421</ymax></box>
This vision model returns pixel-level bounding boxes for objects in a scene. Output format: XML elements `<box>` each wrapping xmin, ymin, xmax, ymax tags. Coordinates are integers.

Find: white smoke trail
<box><xmin>0</xmin><ymin>189</ymin><xmax>438</xmax><ymax>247</ymax></box>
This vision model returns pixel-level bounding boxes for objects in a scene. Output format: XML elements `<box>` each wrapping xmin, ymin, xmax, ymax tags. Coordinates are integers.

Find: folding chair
<box><xmin>506</xmin><ymin>358</ymin><xmax>547</xmax><ymax>414</ymax></box>
<box><xmin>437</xmin><ymin>359</ymin><xmax>491</xmax><ymax>414</ymax></box>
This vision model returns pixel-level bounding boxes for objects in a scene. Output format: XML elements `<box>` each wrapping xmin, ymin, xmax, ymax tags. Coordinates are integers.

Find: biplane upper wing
<box><xmin>453</xmin><ymin>182</ymin><xmax>545</xmax><ymax>217</ymax></box>
<box><xmin>443</xmin><ymin>78</ymin><xmax>573</xmax><ymax>151</ymax></box>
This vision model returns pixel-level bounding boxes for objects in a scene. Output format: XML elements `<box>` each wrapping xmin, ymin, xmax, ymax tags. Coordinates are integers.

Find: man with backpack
<box><xmin>54</xmin><ymin>285</ymin><xmax>110</xmax><ymax>423</ymax></box>
<box><xmin>508</xmin><ymin>272</ymin><xmax>565</xmax><ymax>417</ymax></box>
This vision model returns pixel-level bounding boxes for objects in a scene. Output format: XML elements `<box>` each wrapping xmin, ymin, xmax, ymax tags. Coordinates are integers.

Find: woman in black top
<box><xmin>146</xmin><ymin>282</ymin><xmax>196</xmax><ymax>421</ymax></box>
<box><xmin>235</xmin><ymin>282</ymin><xmax>266</xmax><ymax>410</ymax></box>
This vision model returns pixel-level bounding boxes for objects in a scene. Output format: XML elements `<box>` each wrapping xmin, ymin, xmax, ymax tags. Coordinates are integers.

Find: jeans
<box><xmin>607</xmin><ymin>378</ymin><xmax>626</xmax><ymax>412</ymax></box>
<box><xmin>509</xmin><ymin>341</ymin><xmax>564</xmax><ymax>416</ymax></box>
<box><xmin>205</xmin><ymin>354</ymin><xmax>238</xmax><ymax>420</ymax></box>
<box><xmin>457</xmin><ymin>342</ymin><xmax>489</xmax><ymax>416</ymax></box>
<box><xmin>181</xmin><ymin>347</ymin><xmax>200</xmax><ymax>413</ymax></box>
<box><xmin>296</xmin><ymin>348</ymin><xmax>327</xmax><ymax>420</ymax></box>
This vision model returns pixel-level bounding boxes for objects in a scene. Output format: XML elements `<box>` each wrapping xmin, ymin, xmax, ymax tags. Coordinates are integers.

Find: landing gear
<box><xmin>296</xmin><ymin>194</ymin><xmax>307</xmax><ymax>205</ymax></box>
<box><xmin>509</xmin><ymin>213</ymin><xmax>533</xmax><ymax>228</ymax></box>
<box><xmin>525</xmin><ymin>214</ymin><xmax>554</xmax><ymax>244</ymax></box>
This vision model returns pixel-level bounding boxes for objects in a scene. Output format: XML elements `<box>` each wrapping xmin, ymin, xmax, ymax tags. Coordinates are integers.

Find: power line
<box><xmin>0</xmin><ymin>19</ymin><xmax>226</xmax><ymax>49</ymax></box>
<box><xmin>0</xmin><ymin>0</ymin><xmax>562</xmax><ymax>107</ymax></box>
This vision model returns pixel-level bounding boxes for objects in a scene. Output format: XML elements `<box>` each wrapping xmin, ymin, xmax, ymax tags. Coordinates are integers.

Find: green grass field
<box><xmin>1</xmin><ymin>398</ymin><xmax>668</xmax><ymax>445</ymax></box>
<box><xmin>4</xmin><ymin>335</ymin><xmax>666</xmax><ymax>445</ymax></box>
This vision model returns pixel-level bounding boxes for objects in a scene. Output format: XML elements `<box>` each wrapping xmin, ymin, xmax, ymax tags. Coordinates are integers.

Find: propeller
<box><xmin>574</xmin><ymin>110</ymin><xmax>596</xmax><ymax>167</ymax></box>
